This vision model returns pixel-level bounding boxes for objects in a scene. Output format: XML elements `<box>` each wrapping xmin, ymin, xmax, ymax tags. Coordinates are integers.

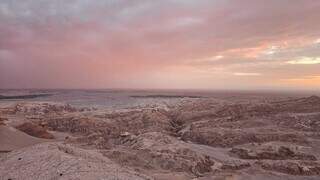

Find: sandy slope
<box><xmin>0</xmin><ymin>142</ymin><xmax>151</xmax><ymax>180</ymax></box>
<box><xmin>0</xmin><ymin>125</ymin><xmax>48</xmax><ymax>152</ymax></box>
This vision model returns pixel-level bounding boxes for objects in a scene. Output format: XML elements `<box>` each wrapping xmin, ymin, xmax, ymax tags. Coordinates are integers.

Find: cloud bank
<box><xmin>1</xmin><ymin>0</ymin><xmax>320</xmax><ymax>89</ymax></box>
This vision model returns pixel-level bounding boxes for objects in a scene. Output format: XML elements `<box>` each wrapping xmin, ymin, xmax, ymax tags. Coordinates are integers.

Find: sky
<box><xmin>1</xmin><ymin>0</ymin><xmax>320</xmax><ymax>90</ymax></box>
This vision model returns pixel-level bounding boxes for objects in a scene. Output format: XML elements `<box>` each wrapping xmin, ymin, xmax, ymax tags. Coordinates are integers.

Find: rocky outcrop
<box><xmin>46</xmin><ymin>109</ymin><xmax>172</xmax><ymax>136</ymax></box>
<box><xmin>259</xmin><ymin>161</ymin><xmax>320</xmax><ymax>176</ymax></box>
<box><xmin>180</xmin><ymin>127</ymin><xmax>307</xmax><ymax>148</ymax></box>
<box><xmin>0</xmin><ymin>112</ymin><xmax>7</xmax><ymax>125</ymax></box>
<box><xmin>270</xmin><ymin>95</ymin><xmax>320</xmax><ymax>113</ymax></box>
<box><xmin>15</xmin><ymin>122</ymin><xmax>54</xmax><ymax>139</ymax></box>
<box><xmin>13</xmin><ymin>102</ymin><xmax>78</xmax><ymax>116</ymax></box>
<box><xmin>0</xmin><ymin>117</ymin><xmax>5</xmax><ymax>126</ymax></box>
<box><xmin>230</xmin><ymin>146</ymin><xmax>317</xmax><ymax>161</ymax></box>
<box><xmin>273</xmin><ymin>113</ymin><xmax>320</xmax><ymax>132</ymax></box>
<box><xmin>105</xmin><ymin>132</ymin><xmax>216</xmax><ymax>177</ymax></box>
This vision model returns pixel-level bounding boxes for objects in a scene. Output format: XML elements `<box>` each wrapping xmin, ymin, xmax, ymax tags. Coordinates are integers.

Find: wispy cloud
<box><xmin>233</xmin><ymin>72</ymin><xmax>261</xmax><ymax>76</ymax></box>
<box><xmin>287</xmin><ymin>57</ymin><xmax>320</xmax><ymax>65</ymax></box>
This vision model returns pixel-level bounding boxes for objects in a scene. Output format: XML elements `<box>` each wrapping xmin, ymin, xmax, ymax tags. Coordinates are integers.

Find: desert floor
<box><xmin>1</xmin><ymin>94</ymin><xmax>320</xmax><ymax>179</ymax></box>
